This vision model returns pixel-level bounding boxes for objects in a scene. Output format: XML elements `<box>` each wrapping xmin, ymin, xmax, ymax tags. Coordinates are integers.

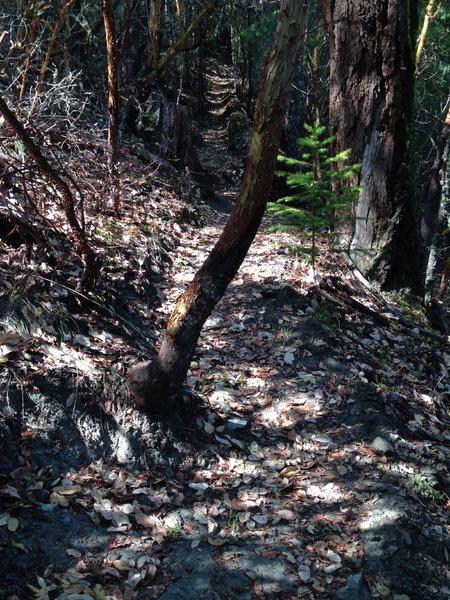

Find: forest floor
<box><xmin>1</xmin><ymin>61</ymin><xmax>450</xmax><ymax>600</ymax></box>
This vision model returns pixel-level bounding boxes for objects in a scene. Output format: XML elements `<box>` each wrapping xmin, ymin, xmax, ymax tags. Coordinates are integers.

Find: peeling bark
<box><xmin>128</xmin><ymin>0</ymin><xmax>310</xmax><ymax>413</ymax></box>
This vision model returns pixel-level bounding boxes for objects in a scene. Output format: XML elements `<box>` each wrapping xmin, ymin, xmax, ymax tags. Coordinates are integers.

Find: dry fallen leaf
<box><xmin>112</xmin><ymin>559</ymin><xmax>130</xmax><ymax>571</ymax></box>
<box><xmin>207</xmin><ymin>536</ymin><xmax>227</xmax><ymax>546</ymax></box>
<box><xmin>112</xmin><ymin>511</ymin><xmax>130</xmax><ymax>527</ymax></box>
<box><xmin>7</xmin><ymin>517</ymin><xmax>19</xmax><ymax>532</ymax></box>
<box><xmin>53</xmin><ymin>485</ymin><xmax>82</xmax><ymax>495</ymax></box>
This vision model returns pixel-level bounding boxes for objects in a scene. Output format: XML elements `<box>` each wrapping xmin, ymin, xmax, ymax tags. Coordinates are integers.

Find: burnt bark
<box><xmin>128</xmin><ymin>0</ymin><xmax>310</xmax><ymax>413</ymax></box>
<box><xmin>324</xmin><ymin>0</ymin><xmax>420</xmax><ymax>292</ymax></box>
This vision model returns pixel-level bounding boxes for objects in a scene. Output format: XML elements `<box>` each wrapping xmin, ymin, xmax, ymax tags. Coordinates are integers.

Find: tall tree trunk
<box><xmin>324</xmin><ymin>0</ymin><xmax>420</xmax><ymax>291</ymax></box>
<box><xmin>147</xmin><ymin>0</ymin><xmax>165</xmax><ymax>70</ymax></box>
<box><xmin>102</xmin><ymin>0</ymin><xmax>120</xmax><ymax>211</ymax></box>
<box><xmin>128</xmin><ymin>0</ymin><xmax>310</xmax><ymax>414</ymax></box>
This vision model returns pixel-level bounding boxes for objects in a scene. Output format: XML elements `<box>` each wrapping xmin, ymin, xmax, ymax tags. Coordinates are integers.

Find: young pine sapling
<box><xmin>268</xmin><ymin>121</ymin><xmax>361</xmax><ymax>277</ymax></box>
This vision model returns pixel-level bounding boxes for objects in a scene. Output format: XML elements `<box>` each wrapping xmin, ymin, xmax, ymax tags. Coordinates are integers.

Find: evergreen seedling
<box><xmin>268</xmin><ymin>121</ymin><xmax>361</xmax><ymax>275</ymax></box>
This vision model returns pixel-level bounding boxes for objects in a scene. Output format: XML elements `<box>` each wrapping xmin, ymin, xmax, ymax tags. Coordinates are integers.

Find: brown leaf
<box><xmin>53</xmin><ymin>485</ymin><xmax>82</xmax><ymax>495</ymax></box>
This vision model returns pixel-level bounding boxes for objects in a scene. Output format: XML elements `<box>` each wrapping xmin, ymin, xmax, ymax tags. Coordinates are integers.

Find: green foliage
<box><xmin>239</xmin><ymin>5</ymin><xmax>278</xmax><ymax>90</ymax></box>
<box><xmin>405</xmin><ymin>475</ymin><xmax>444</xmax><ymax>502</ymax></box>
<box><xmin>240</xmin><ymin>8</ymin><xmax>278</xmax><ymax>44</ymax></box>
<box><xmin>414</xmin><ymin>4</ymin><xmax>450</xmax><ymax>186</ymax></box>
<box><xmin>268</xmin><ymin>122</ymin><xmax>361</xmax><ymax>271</ymax></box>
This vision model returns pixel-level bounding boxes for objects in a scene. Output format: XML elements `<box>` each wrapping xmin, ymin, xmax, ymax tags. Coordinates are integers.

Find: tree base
<box><xmin>127</xmin><ymin>360</ymin><xmax>179</xmax><ymax>414</ymax></box>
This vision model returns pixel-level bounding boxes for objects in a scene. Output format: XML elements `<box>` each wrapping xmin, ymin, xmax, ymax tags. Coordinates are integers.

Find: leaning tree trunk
<box><xmin>324</xmin><ymin>0</ymin><xmax>420</xmax><ymax>292</ymax></box>
<box><xmin>128</xmin><ymin>0</ymin><xmax>310</xmax><ymax>413</ymax></box>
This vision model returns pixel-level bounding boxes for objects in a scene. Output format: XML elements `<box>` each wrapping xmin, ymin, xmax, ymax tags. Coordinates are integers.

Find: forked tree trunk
<box><xmin>128</xmin><ymin>0</ymin><xmax>310</xmax><ymax>413</ymax></box>
<box><xmin>323</xmin><ymin>0</ymin><xmax>420</xmax><ymax>292</ymax></box>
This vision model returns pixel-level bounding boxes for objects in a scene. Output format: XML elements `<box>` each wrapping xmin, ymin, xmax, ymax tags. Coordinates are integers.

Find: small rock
<box><xmin>370</xmin><ymin>436</ymin><xmax>394</xmax><ymax>455</ymax></box>
<box><xmin>226</xmin><ymin>417</ymin><xmax>248</xmax><ymax>430</ymax></box>
<box><xmin>334</xmin><ymin>574</ymin><xmax>373</xmax><ymax>600</ymax></box>
<box><xmin>401</xmin><ymin>530</ymin><xmax>412</xmax><ymax>545</ymax></box>
<box><xmin>40</xmin><ymin>503</ymin><xmax>58</xmax><ymax>512</ymax></box>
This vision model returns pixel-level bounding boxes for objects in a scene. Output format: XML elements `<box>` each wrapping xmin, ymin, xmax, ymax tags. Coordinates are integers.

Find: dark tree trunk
<box><xmin>197</xmin><ymin>44</ymin><xmax>206</xmax><ymax>113</ymax></box>
<box><xmin>422</xmin><ymin>106</ymin><xmax>450</xmax><ymax>305</ymax></box>
<box><xmin>128</xmin><ymin>0</ymin><xmax>310</xmax><ymax>414</ymax></box>
<box><xmin>156</xmin><ymin>101</ymin><xmax>202</xmax><ymax>173</ymax></box>
<box><xmin>147</xmin><ymin>0</ymin><xmax>165</xmax><ymax>70</ymax></box>
<box><xmin>324</xmin><ymin>0</ymin><xmax>420</xmax><ymax>292</ymax></box>
<box><xmin>102</xmin><ymin>0</ymin><xmax>120</xmax><ymax>211</ymax></box>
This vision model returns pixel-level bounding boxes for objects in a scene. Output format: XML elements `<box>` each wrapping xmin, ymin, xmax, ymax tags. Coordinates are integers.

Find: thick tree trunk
<box><xmin>128</xmin><ymin>0</ymin><xmax>310</xmax><ymax>413</ymax></box>
<box><xmin>324</xmin><ymin>0</ymin><xmax>420</xmax><ymax>292</ymax></box>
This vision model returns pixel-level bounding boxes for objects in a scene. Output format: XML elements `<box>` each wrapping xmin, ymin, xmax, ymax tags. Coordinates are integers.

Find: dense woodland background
<box><xmin>1</xmin><ymin>2</ymin><xmax>450</xmax><ymax>599</ymax></box>
<box><xmin>0</xmin><ymin>0</ymin><xmax>449</xmax><ymax>326</ymax></box>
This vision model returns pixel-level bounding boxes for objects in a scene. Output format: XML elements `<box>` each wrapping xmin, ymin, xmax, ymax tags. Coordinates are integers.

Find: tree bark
<box><xmin>323</xmin><ymin>0</ymin><xmax>420</xmax><ymax>292</ymax></box>
<box><xmin>18</xmin><ymin>18</ymin><xmax>39</xmax><ymax>106</ymax></box>
<box><xmin>102</xmin><ymin>0</ymin><xmax>121</xmax><ymax>211</ymax></box>
<box><xmin>147</xmin><ymin>0</ymin><xmax>165</xmax><ymax>70</ymax></box>
<box><xmin>128</xmin><ymin>0</ymin><xmax>310</xmax><ymax>413</ymax></box>
<box><xmin>422</xmin><ymin>105</ymin><xmax>450</xmax><ymax>305</ymax></box>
